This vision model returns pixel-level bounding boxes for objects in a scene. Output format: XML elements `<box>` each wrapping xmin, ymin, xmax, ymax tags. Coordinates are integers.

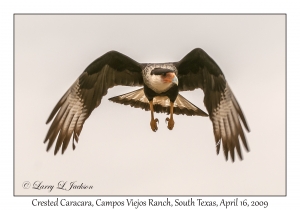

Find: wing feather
<box><xmin>44</xmin><ymin>51</ymin><xmax>143</xmax><ymax>154</ymax></box>
<box><xmin>175</xmin><ymin>48</ymin><xmax>250</xmax><ymax>161</ymax></box>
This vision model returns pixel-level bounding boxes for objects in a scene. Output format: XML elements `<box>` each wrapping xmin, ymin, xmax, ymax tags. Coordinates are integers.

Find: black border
<box><xmin>13</xmin><ymin>13</ymin><xmax>287</xmax><ymax>197</ymax></box>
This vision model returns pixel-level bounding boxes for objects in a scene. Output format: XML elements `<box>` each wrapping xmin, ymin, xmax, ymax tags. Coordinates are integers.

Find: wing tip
<box><xmin>54</xmin><ymin>147</ymin><xmax>58</xmax><ymax>155</ymax></box>
<box><xmin>216</xmin><ymin>134</ymin><xmax>250</xmax><ymax>162</ymax></box>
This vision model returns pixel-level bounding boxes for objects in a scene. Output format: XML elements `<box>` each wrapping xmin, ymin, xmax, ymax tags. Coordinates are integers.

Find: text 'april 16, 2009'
<box><xmin>31</xmin><ymin>198</ymin><xmax>269</xmax><ymax>208</ymax></box>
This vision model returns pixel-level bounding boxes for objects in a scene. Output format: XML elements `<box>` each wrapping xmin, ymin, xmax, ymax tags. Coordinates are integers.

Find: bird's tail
<box><xmin>109</xmin><ymin>88</ymin><xmax>208</xmax><ymax>116</ymax></box>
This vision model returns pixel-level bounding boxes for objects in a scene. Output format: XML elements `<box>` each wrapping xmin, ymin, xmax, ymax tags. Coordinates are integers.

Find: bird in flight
<box><xmin>44</xmin><ymin>48</ymin><xmax>250</xmax><ymax>161</ymax></box>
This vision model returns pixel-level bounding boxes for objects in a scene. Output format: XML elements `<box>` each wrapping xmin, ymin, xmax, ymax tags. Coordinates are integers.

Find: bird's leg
<box><xmin>166</xmin><ymin>102</ymin><xmax>175</xmax><ymax>130</ymax></box>
<box><xmin>149</xmin><ymin>100</ymin><xmax>159</xmax><ymax>132</ymax></box>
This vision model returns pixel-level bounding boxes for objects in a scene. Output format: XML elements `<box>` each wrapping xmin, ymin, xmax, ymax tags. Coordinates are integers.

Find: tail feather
<box><xmin>109</xmin><ymin>88</ymin><xmax>208</xmax><ymax>116</ymax></box>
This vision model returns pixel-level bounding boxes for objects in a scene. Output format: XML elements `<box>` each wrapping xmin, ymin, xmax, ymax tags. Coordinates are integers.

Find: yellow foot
<box><xmin>165</xmin><ymin>117</ymin><xmax>175</xmax><ymax>130</ymax></box>
<box><xmin>150</xmin><ymin>118</ymin><xmax>159</xmax><ymax>132</ymax></box>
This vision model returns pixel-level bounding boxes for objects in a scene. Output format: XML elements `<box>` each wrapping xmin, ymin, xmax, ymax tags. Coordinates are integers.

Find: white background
<box><xmin>1</xmin><ymin>0</ymin><xmax>298</xmax><ymax>209</ymax></box>
<box><xmin>15</xmin><ymin>14</ymin><xmax>285</xmax><ymax>196</ymax></box>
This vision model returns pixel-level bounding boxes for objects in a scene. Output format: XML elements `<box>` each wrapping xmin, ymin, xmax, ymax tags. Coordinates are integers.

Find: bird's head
<box><xmin>150</xmin><ymin>68</ymin><xmax>178</xmax><ymax>86</ymax></box>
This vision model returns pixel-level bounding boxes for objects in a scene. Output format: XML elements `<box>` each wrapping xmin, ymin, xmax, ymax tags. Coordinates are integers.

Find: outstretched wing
<box><xmin>175</xmin><ymin>48</ymin><xmax>250</xmax><ymax>161</ymax></box>
<box><xmin>44</xmin><ymin>51</ymin><xmax>144</xmax><ymax>155</ymax></box>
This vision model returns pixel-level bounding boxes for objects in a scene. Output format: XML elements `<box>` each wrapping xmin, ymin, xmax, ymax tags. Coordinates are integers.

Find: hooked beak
<box><xmin>172</xmin><ymin>75</ymin><xmax>178</xmax><ymax>86</ymax></box>
<box><xmin>161</xmin><ymin>72</ymin><xmax>178</xmax><ymax>85</ymax></box>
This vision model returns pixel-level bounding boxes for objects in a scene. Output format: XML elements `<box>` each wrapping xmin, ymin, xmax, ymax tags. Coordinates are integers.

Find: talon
<box><xmin>166</xmin><ymin>117</ymin><xmax>174</xmax><ymax>130</ymax></box>
<box><xmin>150</xmin><ymin>118</ymin><xmax>159</xmax><ymax>132</ymax></box>
<box><xmin>165</xmin><ymin>117</ymin><xmax>169</xmax><ymax>124</ymax></box>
